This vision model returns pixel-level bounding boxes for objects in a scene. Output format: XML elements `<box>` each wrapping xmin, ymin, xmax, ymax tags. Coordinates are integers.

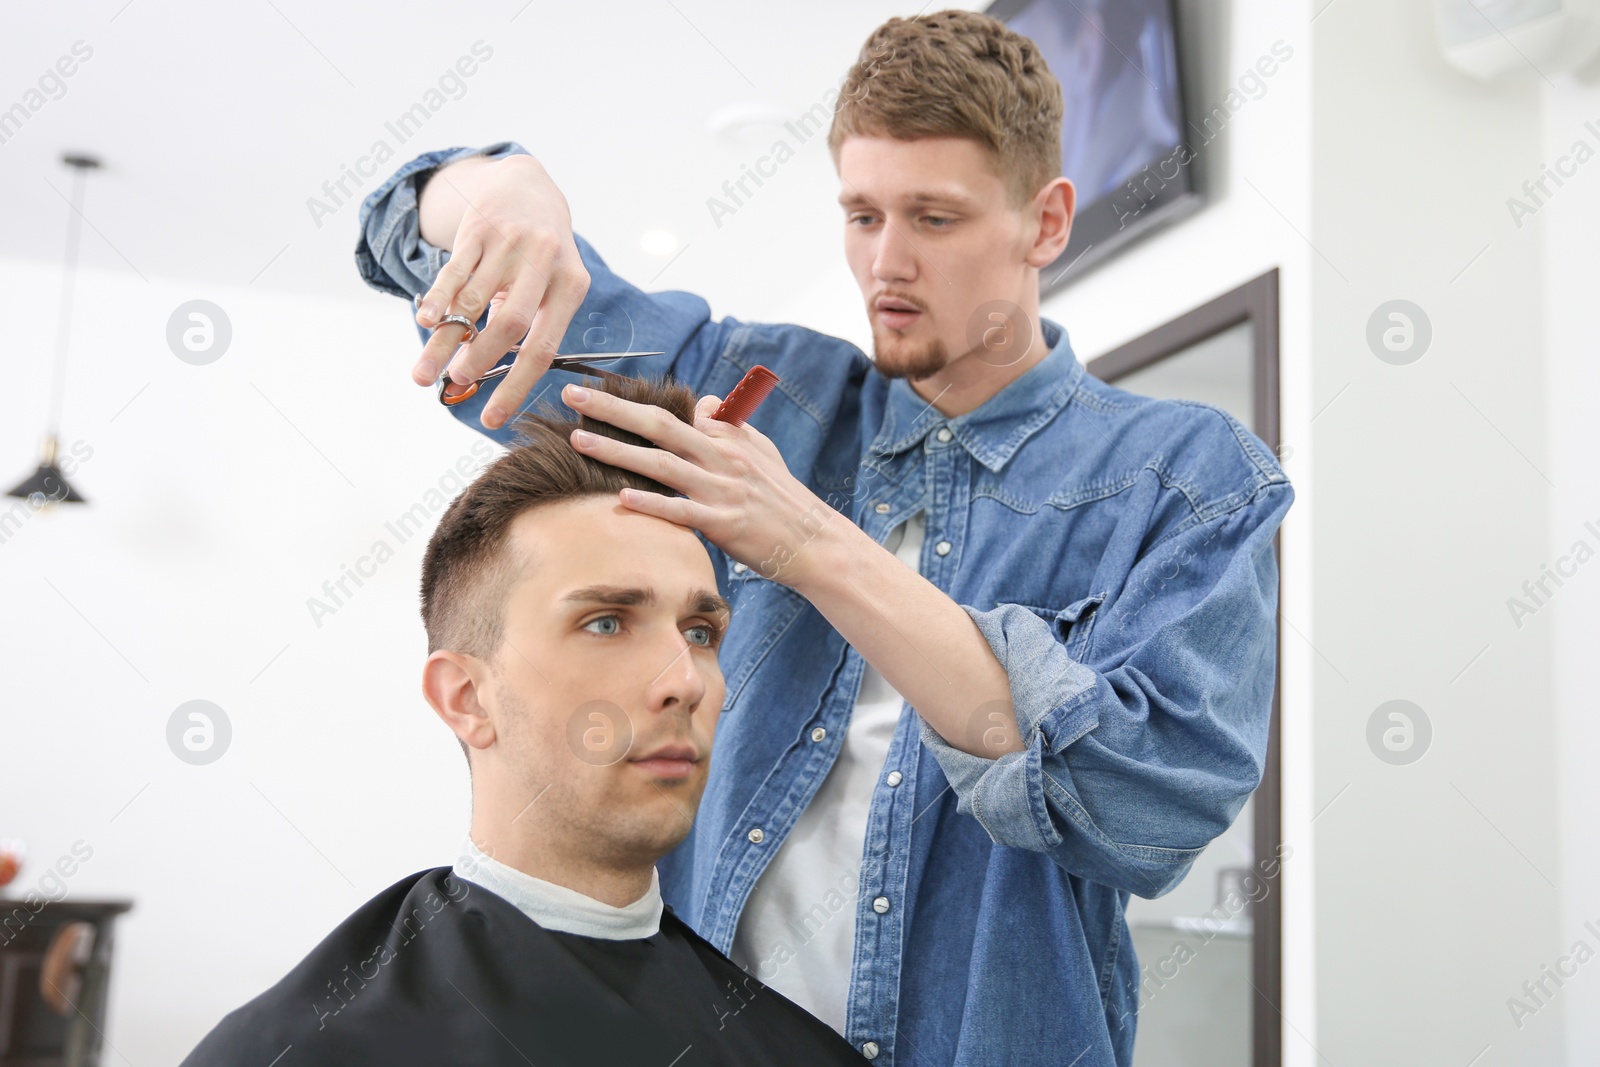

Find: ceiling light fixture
<box><xmin>6</xmin><ymin>152</ymin><xmax>100</xmax><ymax>509</ymax></box>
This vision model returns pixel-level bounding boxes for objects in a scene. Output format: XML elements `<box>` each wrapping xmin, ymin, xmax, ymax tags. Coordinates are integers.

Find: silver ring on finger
<box><xmin>434</xmin><ymin>314</ymin><xmax>477</xmax><ymax>343</ymax></box>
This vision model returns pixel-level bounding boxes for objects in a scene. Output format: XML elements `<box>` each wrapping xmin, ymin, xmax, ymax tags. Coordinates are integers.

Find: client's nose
<box><xmin>645</xmin><ymin>629</ymin><xmax>708</xmax><ymax>716</ymax></box>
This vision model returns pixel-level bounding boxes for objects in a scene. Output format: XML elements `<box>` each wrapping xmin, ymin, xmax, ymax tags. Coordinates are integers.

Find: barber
<box><xmin>354</xmin><ymin>12</ymin><xmax>1292</xmax><ymax>1066</ymax></box>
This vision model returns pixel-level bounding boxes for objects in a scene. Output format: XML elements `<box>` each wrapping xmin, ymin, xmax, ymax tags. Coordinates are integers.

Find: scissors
<box><xmin>417</xmin><ymin>298</ymin><xmax>663</xmax><ymax>406</ymax></box>
<box><xmin>436</xmin><ymin>351</ymin><xmax>665</xmax><ymax>406</ymax></box>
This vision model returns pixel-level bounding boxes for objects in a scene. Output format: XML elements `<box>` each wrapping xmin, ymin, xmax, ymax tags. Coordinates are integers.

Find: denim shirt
<box><xmin>357</xmin><ymin>143</ymin><xmax>1293</xmax><ymax>1067</ymax></box>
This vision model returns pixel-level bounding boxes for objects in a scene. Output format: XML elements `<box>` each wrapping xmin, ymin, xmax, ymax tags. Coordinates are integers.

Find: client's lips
<box><xmin>629</xmin><ymin>743</ymin><xmax>700</xmax><ymax>777</ymax></box>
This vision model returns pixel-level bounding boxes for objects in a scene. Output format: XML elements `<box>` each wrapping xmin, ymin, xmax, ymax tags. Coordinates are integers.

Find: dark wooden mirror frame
<box><xmin>1084</xmin><ymin>267</ymin><xmax>1283</xmax><ymax>1067</ymax></box>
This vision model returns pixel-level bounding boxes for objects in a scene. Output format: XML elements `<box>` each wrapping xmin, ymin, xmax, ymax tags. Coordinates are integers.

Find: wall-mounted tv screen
<box><xmin>987</xmin><ymin>0</ymin><xmax>1203</xmax><ymax>291</ymax></box>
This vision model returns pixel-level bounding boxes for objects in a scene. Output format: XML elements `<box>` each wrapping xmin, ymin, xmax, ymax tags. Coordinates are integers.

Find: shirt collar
<box><xmin>451</xmin><ymin>835</ymin><xmax>663</xmax><ymax>940</ymax></box>
<box><xmin>868</xmin><ymin>317</ymin><xmax>1084</xmax><ymax>474</ymax></box>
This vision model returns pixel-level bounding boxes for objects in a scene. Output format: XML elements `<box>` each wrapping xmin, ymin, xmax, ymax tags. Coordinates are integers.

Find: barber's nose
<box><xmin>871</xmin><ymin>222</ymin><xmax>918</xmax><ymax>283</ymax></box>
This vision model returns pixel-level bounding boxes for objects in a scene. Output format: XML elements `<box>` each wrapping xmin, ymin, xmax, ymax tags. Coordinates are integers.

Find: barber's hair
<box><xmin>827</xmin><ymin>9</ymin><xmax>1065</xmax><ymax>208</ymax></box>
<box><xmin>420</xmin><ymin>375</ymin><xmax>698</xmax><ymax>663</ymax></box>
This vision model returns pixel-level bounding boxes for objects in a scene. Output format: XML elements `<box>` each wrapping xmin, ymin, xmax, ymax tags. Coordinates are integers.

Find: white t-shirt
<box><xmin>729</xmin><ymin>511</ymin><xmax>925</xmax><ymax>1034</ymax></box>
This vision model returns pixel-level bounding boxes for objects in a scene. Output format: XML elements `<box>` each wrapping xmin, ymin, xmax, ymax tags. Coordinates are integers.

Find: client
<box><xmin>180</xmin><ymin>377</ymin><xmax>864</xmax><ymax>1066</ymax></box>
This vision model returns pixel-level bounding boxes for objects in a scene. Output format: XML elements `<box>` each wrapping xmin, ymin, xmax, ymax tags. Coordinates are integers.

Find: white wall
<box><xmin>1309</xmin><ymin>2</ymin><xmax>1568</xmax><ymax>1065</ymax></box>
<box><xmin>0</xmin><ymin>259</ymin><xmax>490</xmax><ymax>1063</ymax></box>
<box><xmin>1540</xmin><ymin>60</ymin><xmax>1600</xmax><ymax>1067</ymax></box>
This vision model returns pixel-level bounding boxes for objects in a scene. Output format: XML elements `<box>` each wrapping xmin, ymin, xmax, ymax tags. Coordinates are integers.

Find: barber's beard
<box><xmin>871</xmin><ymin>324</ymin><xmax>950</xmax><ymax>382</ymax></box>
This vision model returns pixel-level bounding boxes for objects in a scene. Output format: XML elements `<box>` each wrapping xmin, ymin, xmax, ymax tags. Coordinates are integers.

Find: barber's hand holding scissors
<box><xmin>408</xmin><ymin>152</ymin><xmax>832</xmax><ymax>581</ymax></box>
<box><xmin>412</xmin><ymin>153</ymin><xmax>592</xmax><ymax>430</ymax></box>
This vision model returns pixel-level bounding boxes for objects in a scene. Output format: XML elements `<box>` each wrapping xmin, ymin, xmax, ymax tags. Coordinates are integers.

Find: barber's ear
<box><xmin>1026</xmin><ymin>176</ymin><xmax>1075</xmax><ymax>268</ymax></box>
<box><xmin>422</xmin><ymin>650</ymin><xmax>498</xmax><ymax>753</ymax></box>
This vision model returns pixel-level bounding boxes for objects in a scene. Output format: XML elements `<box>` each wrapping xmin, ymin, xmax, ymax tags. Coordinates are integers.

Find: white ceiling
<box><xmin>2</xmin><ymin>0</ymin><xmax>966</xmax><ymax>324</ymax></box>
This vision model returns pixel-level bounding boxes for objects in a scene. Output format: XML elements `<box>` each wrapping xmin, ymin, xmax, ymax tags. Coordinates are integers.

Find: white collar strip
<box><xmin>451</xmin><ymin>836</ymin><xmax>663</xmax><ymax>941</ymax></box>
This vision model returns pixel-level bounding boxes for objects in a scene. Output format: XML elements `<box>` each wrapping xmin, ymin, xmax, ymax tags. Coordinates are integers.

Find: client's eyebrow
<box><xmin>564</xmin><ymin>585</ymin><xmax>732</xmax><ymax>618</ymax></box>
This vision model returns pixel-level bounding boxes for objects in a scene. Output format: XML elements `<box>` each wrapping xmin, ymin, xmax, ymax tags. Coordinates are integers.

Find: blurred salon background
<box><xmin>1</xmin><ymin>1</ymin><xmax>1597</xmax><ymax>1064</ymax></box>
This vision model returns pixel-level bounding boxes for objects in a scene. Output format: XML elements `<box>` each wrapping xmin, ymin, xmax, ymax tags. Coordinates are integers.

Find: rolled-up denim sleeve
<box><xmin>355</xmin><ymin>141</ymin><xmax>533</xmax><ymax>300</ymax></box>
<box><xmin>918</xmin><ymin>480</ymin><xmax>1293</xmax><ymax>898</ymax></box>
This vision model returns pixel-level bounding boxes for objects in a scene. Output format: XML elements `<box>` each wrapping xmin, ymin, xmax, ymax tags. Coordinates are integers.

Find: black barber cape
<box><xmin>179</xmin><ymin>867</ymin><xmax>865</xmax><ymax>1066</ymax></box>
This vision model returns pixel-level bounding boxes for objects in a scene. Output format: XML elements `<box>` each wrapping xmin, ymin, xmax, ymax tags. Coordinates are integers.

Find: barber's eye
<box><xmin>584</xmin><ymin>615</ymin><xmax>621</xmax><ymax>636</ymax></box>
<box><xmin>685</xmin><ymin>624</ymin><xmax>714</xmax><ymax>647</ymax></box>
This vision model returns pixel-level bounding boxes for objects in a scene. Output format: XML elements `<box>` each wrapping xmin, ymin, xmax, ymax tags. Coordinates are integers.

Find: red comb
<box><xmin>711</xmin><ymin>365</ymin><xmax>780</xmax><ymax>427</ymax></box>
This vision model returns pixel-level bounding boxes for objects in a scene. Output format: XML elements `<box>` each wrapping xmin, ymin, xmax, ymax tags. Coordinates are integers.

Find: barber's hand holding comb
<box><xmin>561</xmin><ymin>372</ymin><xmax>841</xmax><ymax>587</ymax></box>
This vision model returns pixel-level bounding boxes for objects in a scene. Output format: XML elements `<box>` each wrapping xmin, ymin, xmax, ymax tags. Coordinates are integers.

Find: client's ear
<box><xmin>422</xmin><ymin>651</ymin><xmax>498</xmax><ymax>753</ymax></box>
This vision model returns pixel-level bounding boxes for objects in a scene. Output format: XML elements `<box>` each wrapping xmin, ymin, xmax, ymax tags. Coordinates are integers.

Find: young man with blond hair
<box><xmin>356</xmin><ymin>10</ymin><xmax>1293</xmax><ymax>1065</ymax></box>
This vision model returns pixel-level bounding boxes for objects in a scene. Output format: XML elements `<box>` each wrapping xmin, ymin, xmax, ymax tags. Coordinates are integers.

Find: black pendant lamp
<box><xmin>6</xmin><ymin>152</ymin><xmax>100</xmax><ymax>508</ymax></box>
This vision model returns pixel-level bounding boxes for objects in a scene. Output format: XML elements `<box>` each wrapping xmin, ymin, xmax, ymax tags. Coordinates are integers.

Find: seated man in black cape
<box><xmin>180</xmin><ymin>377</ymin><xmax>864</xmax><ymax>1066</ymax></box>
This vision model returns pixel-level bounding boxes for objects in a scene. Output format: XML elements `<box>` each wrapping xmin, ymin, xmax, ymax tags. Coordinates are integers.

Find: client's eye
<box><xmin>684</xmin><ymin>624</ymin><xmax>715</xmax><ymax>647</ymax></box>
<box><xmin>583</xmin><ymin>615</ymin><xmax>622</xmax><ymax>636</ymax></box>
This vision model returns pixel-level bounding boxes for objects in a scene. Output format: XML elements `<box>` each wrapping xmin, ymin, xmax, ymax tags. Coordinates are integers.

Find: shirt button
<box><xmin>747</xmin><ymin>828</ymin><xmax>765</xmax><ymax>844</ymax></box>
<box><xmin>936</xmin><ymin>427</ymin><xmax>953</xmax><ymax>443</ymax></box>
<box><xmin>862</xmin><ymin>1041</ymin><xmax>880</xmax><ymax>1059</ymax></box>
<box><xmin>935</xmin><ymin>540</ymin><xmax>952</xmax><ymax>556</ymax></box>
<box><xmin>872</xmin><ymin>896</ymin><xmax>891</xmax><ymax>914</ymax></box>
<box><xmin>811</xmin><ymin>726</ymin><xmax>827</xmax><ymax>742</ymax></box>
<box><xmin>886</xmin><ymin>770</ymin><xmax>903</xmax><ymax>787</ymax></box>
<box><xmin>874</xmin><ymin>502</ymin><xmax>890</xmax><ymax>514</ymax></box>
<box><xmin>732</xmin><ymin>561</ymin><xmax>748</xmax><ymax>573</ymax></box>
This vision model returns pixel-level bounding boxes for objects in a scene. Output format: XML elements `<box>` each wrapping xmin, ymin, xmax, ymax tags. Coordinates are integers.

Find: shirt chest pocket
<box><xmin>1018</xmin><ymin>592</ymin><xmax>1106</xmax><ymax>664</ymax></box>
<box><xmin>1057</xmin><ymin>593</ymin><xmax>1106</xmax><ymax>662</ymax></box>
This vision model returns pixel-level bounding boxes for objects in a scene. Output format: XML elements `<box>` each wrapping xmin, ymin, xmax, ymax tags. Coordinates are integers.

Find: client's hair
<box><xmin>421</xmin><ymin>375</ymin><xmax>698</xmax><ymax>669</ymax></box>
